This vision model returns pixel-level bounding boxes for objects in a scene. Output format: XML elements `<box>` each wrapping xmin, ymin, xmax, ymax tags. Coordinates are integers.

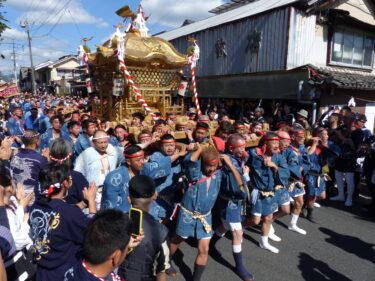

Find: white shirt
<box><xmin>6</xmin><ymin>196</ymin><xmax>32</xmax><ymax>251</ymax></box>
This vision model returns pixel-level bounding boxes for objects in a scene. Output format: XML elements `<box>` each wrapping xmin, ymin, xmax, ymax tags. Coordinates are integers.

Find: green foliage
<box><xmin>0</xmin><ymin>0</ymin><xmax>9</xmax><ymax>38</ymax></box>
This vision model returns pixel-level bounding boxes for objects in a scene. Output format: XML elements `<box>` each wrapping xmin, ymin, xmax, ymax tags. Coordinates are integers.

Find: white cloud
<box><xmin>141</xmin><ymin>0</ymin><xmax>225</xmax><ymax>27</ymax></box>
<box><xmin>1</xmin><ymin>28</ymin><xmax>27</xmax><ymax>41</ymax></box>
<box><xmin>7</xmin><ymin>0</ymin><xmax>108</xmax><ymax>28</ymax></box>
<box><xmin>0</xmin><ymin>35</ymin><xmax>76</xmax><ymax>75</ymax></box>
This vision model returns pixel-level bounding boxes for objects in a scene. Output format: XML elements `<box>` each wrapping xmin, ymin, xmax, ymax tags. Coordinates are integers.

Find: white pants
<box><xmin>335</xmin><ymin>170</ymin><xmax>355</xmax><ymax>201</ymax></box>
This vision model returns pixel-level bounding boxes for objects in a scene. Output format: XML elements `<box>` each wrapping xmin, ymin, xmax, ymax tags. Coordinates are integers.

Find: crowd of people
<box><xmin>0</xmin><ymin>92</ymin><xmax>374</xmax><ymax>281</ymax></box>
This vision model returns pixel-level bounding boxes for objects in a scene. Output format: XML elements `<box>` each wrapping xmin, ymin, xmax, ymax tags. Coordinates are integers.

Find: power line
<box><xmin>22</xmin><ymin>0</ymin><xmax>38</xmax><ymax>23</ymax></box>
<box><xmin>29</xmin><ymin>0</ymin><xmax>44</xmax><ymax>15</ymax></box>
<box><xmin>0</xmin><ymin>42</ymin><xmax>24</xmax><ymax>47</ymax></box>
<box><xmin>23</xmin><ymin>0</ymin><xmax>45</xmax><ymax>31</ymax></box>
<box><xmin>32</xmin><ymin>46</ymin><xmax>76</xmax><ymax>53</ymax></box>
<box><xmin>48</xmin><ymin>34</ymin><xmax>80</xmax><ymax>50</ymax></box>
<box><xmin>31</xmin><ymin>1</ymin><xmax>64</xmax><ymax>33</ymax></box>
<box><xmin>67</xmin><ymin>9</ymin><xmax>83</xmax><ymax>38</ymax></box>
<box><xmin>44</xmin><ymin>0</ymin><xmax>74</xmax><ymax>37</ymax></box>
<box><xmin>32</xmin><ymin>0</ymin><xmax>71</xmax><ymax>34</ymax></box>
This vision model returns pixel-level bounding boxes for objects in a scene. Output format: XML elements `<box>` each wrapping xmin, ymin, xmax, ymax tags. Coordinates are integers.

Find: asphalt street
<box><xmin>168</xmin><ymin>196</ymin><xmax>375</xmax><ymax>281</ymax></box>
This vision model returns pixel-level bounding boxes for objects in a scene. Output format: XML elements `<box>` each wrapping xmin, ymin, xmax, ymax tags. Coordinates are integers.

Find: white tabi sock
<box><xmin>268</xmin><ymin>224</ymin><xmax>281</xmax><ymax>242</ymax></box>
<box><xmin>261</xmin><ymin>236</ymin><xmax>268</xmax><ymax>244</ymax></box>
<box><xmin>232</xmin><ymin>244</ymin><xmax>242</xmax><ymax>253</ymax></box>
<box><xmin>269</xmin><ymin>224</ymin><xmax>275</xmax><ymax>234</ymax></box>
<box><xmin>259</xmin><ymin>236</ymin><xmax>279</xmax><ymax>253</ymax></box>
<box><xmin>290</xmin><ymin>214</ymin><xmax>299</xmax><ymax>225</ymax></box>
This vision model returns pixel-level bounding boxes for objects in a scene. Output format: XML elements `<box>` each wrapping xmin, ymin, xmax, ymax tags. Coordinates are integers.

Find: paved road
<box><xmin>168</xmin><ymin>197</ymin><xmax>375</xmax><ymax>281</ymax></box>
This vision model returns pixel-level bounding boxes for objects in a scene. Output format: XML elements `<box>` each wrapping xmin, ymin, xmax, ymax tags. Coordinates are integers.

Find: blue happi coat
<box><xmin>150</xmin><ymin>152</ymin><xmax>182</xmax><ymax>221</ymax></box>
<box><xmin>305</xmin><ymin>145</ymin><xmax>334</xmax><ymax>196</ymax></box>
<box><xmin>100</xmin><ymin>154</ymin><xmax>172</xmax><ymax>213</ymax></box>
<box><xmin>24</xmin><ymin>115</ymin><xmax>41</xmax><ymax>132</ymax></box>
<box><xmin>6</xmin><ymin>117</ymin><xmax>24</xmax><ymax>147</ymax></box>
<box><xmin>39</xmin><ymin>128</ymin><xmax>70</xmax><ymax>150</ymax></box>
<box><xmin>281</xmin><ymin>146</ymin><xmax>310</xmax><ymax>197</ymax></box>
<box><xmin>6</xmin><ymin>117</ymin><xmax>24</xmax><ymax>137</ymax></box>
<box><xmin>217</xmin><ymin>153</ymin><xmax>248</xmax><ymax>223</ymax></box>
<box><xmin>176</xmin><ymin>154</ymin><xmax>222</xmax><ymax>239</ymax></box>
<box><xmin>73</xmin><ymin>134</ymin><xmax>91</xmax><ymax>156</ymax></box>
<box><xmin>38</xmin><ymin>116</ymin><xmax>51</xmax><ymax>134</ymax></box>
<box><xmin>248</xmin><ymin>148</ymin><xmax>290</xmax><ymax>192</ymax></box>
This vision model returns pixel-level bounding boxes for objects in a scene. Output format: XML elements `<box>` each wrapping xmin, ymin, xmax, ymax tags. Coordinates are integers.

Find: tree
<box><xmin>0</xmin><ymin>0</ymin><xmax>8</xmax><ymax>38</ymax></box>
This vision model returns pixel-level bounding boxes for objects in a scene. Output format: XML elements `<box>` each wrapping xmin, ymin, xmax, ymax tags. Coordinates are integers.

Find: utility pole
<box><xmin>11</xmin><ymin>39</ymin><xmax>18</xmax><ymax>86</ymax></box>
<box><xmin>21</xmin><ymin>21</ymin><xmax>37</xmax><ymax>95</ymax></box>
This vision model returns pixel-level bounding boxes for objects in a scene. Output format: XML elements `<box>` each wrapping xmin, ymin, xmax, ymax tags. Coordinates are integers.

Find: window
<box><xmin>57</xmin><ymin>69</ymin><xmax>73</xmax><ymax>78</ymax></box>
<box><xmin>331</xmin><ymin>28</ymin><xmax>374</xmax><ymax>68</ymax></box>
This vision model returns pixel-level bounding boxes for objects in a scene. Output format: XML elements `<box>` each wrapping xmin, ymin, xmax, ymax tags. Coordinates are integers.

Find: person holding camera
<box><xmin>118</xmin><ymin>175</ymin><xmax>169</xmax><ymax>281</ymax></box>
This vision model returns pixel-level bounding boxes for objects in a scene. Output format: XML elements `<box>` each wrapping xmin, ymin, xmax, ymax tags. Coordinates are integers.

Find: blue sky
<box><xmin>0</xmin><ymin>0</ymin><xmax>226</xmax><ymax>76</ymax></box>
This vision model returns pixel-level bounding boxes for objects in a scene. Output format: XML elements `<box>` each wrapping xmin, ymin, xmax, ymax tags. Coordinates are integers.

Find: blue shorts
<box><xmin>176</xmin><ymin>208</ymin><xmax>212</xmax><ymax>240</ymax></box>
<box><xmin>216</xmin><ymin>197</ymin><xmax>243</xmax><ymax>223</ymax></box>
<box><xmin>251</xmin><ymin>195</ymin><xmax>278</xmax><ymax>217</ymax></box>
<box><xmin>275</xmin><ymin>188</ymin><xmax>290</xmax><ymax>206</ymax></box>
<box><xmin>305</xmin><ymin>175</ymin><xmax>326</xmax><ymax>197</ymax></box>
<box><xmin>289</xmin><ymin>182</ymin><xmax>305</xmax><ymax>198</ymax></box>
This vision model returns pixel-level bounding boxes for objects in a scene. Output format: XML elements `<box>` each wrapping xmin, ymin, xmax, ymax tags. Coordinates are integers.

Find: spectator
<box><xmin>74</xmin><ymin>118</ymin><xmax>97</xmax><ymax>156</ymax></box>
<box><xmin>295</xmin><ymin>109</ymin><xmax>312</xmax><ymax>132</ymax></box>
<box><xmin>29</xmin><ymin>163</ymin><xmax>96</xmax><ymax>280</ymax></box>
<box><xmin>6</xmin><ymin>107</ymin><xmax>24</xmax><ymax>147</ymax></box>
<box><xmin>38</xmin><ymin>108</ymin><xmax>55</xmax><ymax>134</ymax></box>
<box><xmin>74</xmin><ymin>130</ymin><xmax>123</xmax><ymax>209</ymax></box>
<box><xmin>48</xmin><ymin>139</ymin><xmax>88</xmax><ymax>206</ymax></box>
<box><xmin>64</xmin><ymin>209</ymin><xmax>142</xmax><ymax>281</ymax></box>
<box><xmin>40</xmin><ymin>115</ymin><xmax>69</xmax><ymax>150</ymax></box>
<box><xmin>67</xmin><ymin>120</ymin><xmax>81</xmax><ymax>146</ymax></box>
<box><xmin>24</xmin><ymin>106</ymin><xmax>40</xmax><ymax>131</ymax></box>
<box><xmin>352</xmin><ymin>114</ymin><xmax>372</xmax><ymax>145</ymax></box>
<box><xmin>118</xmin><ymin>175</ymin><xmax>170</xmax><ymax>281</ymax></box>
<box><xmin>1</xmin><ymin>160</ymin><xmax>35</xmax><ymax>280</ymax></box>
<box><xmin>10</xmin><ymin>130</ymin><xmax>48</xmax><ymax>199</ymax></box>
<box><xmin>254</xmin><ymin>107</ymin><xmax>265</xmax><ymax>123</ymax></box>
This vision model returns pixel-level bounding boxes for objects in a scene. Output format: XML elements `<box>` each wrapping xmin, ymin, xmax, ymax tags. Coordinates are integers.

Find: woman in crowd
<box><xmin>48</xmin><ymin>138</ymin><xmax>88</xmax><ymax>206</ymax></box>
<box><xmin>29</xmin><ymin>163</ymin><xmax>97</xmax><ymax>280</ymax></box>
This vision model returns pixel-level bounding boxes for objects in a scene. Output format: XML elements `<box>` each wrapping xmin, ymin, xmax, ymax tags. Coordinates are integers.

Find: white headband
<box><xmin>91</xmin><ymin>135</ymin><xmax>110</xmax><ymax>141</ymax></box>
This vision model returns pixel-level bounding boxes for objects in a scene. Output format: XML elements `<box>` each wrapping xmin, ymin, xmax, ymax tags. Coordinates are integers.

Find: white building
<box><xmin>34</xmin><ymin>55</ymin><xmax>80</xmax><ymax>95</ymax></box>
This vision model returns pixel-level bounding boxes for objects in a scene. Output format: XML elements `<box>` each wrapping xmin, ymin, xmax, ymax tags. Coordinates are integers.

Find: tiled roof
<box><xmin>308</xmin><ymin>65</ymin><xmax>375</xmax><ymax>90</ymax></box>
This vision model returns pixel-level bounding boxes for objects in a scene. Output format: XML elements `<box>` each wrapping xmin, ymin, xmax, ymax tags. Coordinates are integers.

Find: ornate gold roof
<box><xmin>89</xmin><ymin>31</ymin><xmax>188</xmax><ymax>69</ymax></box>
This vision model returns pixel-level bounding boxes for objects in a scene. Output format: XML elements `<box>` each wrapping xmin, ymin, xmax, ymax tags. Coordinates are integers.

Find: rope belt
<box><xmin>316</xmin><ymin>174</ymin><xmax>327</xmax><ymax>187</ymax></box>
<box><xmin>274</xmin><ymin>185</ymin><xmax>284</xmax><ymax>191</ymax></box>
<box><xmin>307</xmin><ymin>172</ymin><xmax>330</xmax><ymax>188</ymax></box>
<box><xmin>318</xmin><ymin>175</ymin><xmax>323</xmax><ymax>188</ymax></box>
<box><xmin>180</xmin><ymin>205</ymin><xmax>212</xmax><ymax>233</ymax></box>
<box><xmin>259</xmin><ymin>191</ymin><xmax>275</xmax><ymax>198</ymax></box>
<box><xmin>288</xmin><ymin>181</ymin><xmax>305</xmax><ymax>193</ymax></box>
